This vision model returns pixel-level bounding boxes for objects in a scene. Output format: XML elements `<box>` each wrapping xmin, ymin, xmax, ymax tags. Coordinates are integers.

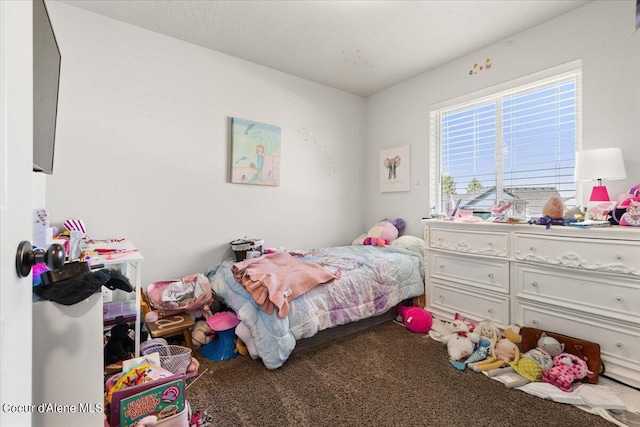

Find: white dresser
<box><xmin>422</xmin><ymin>219</ymin><xmax>640</xmax><ymax>388</ymax></box>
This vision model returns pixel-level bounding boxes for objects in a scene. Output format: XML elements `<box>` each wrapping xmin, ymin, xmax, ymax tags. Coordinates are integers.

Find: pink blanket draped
<box><xmin>231</xmin><ymin>252</ymin><xmax>340</xmax><ymax>318</ymax></box>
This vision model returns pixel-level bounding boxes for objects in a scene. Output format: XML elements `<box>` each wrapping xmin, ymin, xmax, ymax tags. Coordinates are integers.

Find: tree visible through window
<box><xmin>430</xmin><ymin>69</ymin><xmax>581</xmax><ymax>218</ymax></box>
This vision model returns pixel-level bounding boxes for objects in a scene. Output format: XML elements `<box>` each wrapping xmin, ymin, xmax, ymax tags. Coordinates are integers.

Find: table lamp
<box><xmin>574</xmin><ymin>148</ymin><xmax>627</xmax><ymax>202</ymax></box>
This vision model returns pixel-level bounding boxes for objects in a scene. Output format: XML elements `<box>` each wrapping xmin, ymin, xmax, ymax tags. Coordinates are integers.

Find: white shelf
<box><xmin>86</xmin><ymin>240</ymin><xmax>144</xmax><ymax>356</ymax></box>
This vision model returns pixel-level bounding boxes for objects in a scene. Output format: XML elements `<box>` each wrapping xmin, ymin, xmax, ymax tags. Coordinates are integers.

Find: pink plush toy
<box><xmin>397</xmin><ymin>306</ymin><xmax>433</xmax><ymax>333</ymax></box>
<box><xmin>363</xmin><ymin>218</ymin><xmax>405</xmax><ymax>246</ymax></box>
<box><xmin>541</xmin><ymin>352</ymin><xmax>594</xmax><ymax>391</ymax></box>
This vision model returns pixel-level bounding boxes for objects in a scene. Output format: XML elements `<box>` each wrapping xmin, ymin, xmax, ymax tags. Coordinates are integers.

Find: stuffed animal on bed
<box><xmin>541</xmin><ymin>352</ymin><xmax>594</xmax><ymax>391</ymax></box>
<box><xmin>363</xmin><ymin>218</ymin><xmax>405</xmax><ymax>246</ymax></box>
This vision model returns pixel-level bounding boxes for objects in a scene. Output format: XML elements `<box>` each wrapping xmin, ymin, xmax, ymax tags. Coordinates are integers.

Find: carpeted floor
<box><xmin>186</xmin><ymin>321</ymin><xmax>614</xmax><ymax>426</ymax></box>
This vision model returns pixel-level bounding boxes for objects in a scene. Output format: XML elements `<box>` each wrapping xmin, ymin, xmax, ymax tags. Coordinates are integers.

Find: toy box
<box><xmin>109</xmin><ymin>374</ymin><xmax>185</xmax><ymax>427</ymax></box>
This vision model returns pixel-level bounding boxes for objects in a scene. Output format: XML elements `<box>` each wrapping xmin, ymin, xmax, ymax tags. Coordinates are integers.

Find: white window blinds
<box><xmin>430</xmin><ymin>69</ymin><xmax>581</xmax><ymax>217</ymax></box>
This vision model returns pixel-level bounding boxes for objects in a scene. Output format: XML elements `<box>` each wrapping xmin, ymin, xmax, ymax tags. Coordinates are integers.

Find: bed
<box><xmin>206</xmin><ymin>237</ymin><xmax>425</xmax><ymax>369</ymax></box>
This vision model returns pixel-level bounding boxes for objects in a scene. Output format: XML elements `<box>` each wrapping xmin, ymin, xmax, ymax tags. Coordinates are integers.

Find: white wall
<box><xmin>45</xmin><ymin>2</ymin><xmax>366</xmax><ymax>285</ymax></box>
<box><xmin>366</xmin><ymin>0</ymin><xmax>640</xmax><ymax>237</ymax></box>
<box><xmin>42</xmin><ymin>1</ymin><xmax>640</xmax><ymax>283</ymax></box>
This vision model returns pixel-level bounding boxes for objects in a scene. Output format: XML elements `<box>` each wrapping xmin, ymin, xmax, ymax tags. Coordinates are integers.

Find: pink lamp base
<box><xmin>589</xmin><ymin>185</ymin><xmax>611</xmax><ymax>202</ymax></box>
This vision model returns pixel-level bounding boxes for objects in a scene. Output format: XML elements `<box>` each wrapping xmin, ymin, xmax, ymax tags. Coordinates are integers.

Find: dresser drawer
<box><xmin>515</xmin><ymin>301</ymin><xmax>640</xmax><ymax>387</ymax></box>
<box><xmin>430</xmin><ymin>252</ymin><xmax>509</xmax><ymax>294</ymax></box>
<box><xmin>429</xmin><ymin>228</ymin><xmax>509</xmax><ymax>257</ymax></box>
<box><xmin>514</xmin><ymin>234</ymin><xmax>640</xmax><ymax>276</ymax></box>
<box><xmin>429</xmin><ymin>280</ymin><xmax>509</xmax><ymax>328</ymax></box>
<box><xmin>514</xmin><ymin>264</ymin><xmax>640</xmax><ymax>324</ymax></box>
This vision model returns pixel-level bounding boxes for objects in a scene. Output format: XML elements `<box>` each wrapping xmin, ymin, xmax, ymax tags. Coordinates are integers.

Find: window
<box><xmin>429</xmin><ymin>66</ymin><xmax>581</xmax><ymax>218</ymax></box>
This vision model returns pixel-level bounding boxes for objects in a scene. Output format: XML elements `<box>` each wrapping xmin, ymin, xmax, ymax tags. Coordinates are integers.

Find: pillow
<box><xmin>390</xmin><ymin>235</ymin><xmax>426</xmax><ymax>255</ymax></box>
<box><xmin>352</xmin><ymin>233</ymin><xmax>367</xmax><ymax>245</ymax></box>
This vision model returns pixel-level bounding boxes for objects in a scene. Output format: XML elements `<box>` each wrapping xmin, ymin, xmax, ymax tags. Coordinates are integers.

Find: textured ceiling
<box><xmin>57</xmin><ymin>0</ymin><xmax>592</xmax><ymax>97</ymax></box>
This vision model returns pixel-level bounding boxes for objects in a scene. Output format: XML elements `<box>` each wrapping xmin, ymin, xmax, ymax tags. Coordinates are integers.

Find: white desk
<box><xmin>86</xmin><ymin>240</ymin><xmax>144</xmax><ymax>356</ymax></box>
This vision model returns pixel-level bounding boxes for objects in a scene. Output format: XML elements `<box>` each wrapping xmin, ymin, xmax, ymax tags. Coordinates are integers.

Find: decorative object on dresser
<box><xmin>574</xmin><ymin>147</ymin><xmax>627</xmax><ymax>202</ymax></box>
<box><xmin>423</xmin><ymin>219</ymin><xmax>640</xmax><ymax>388</ymax></box>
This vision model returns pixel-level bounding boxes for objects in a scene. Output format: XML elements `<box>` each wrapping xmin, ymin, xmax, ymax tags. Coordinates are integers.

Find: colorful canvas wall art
<box><xmin>231</xmin><ymin>117</ymin><xmax>281</xmax><ymax>186</ymax></box>
<box><xmin>379</xmin><ymin>144</ymin><xmax>410</xmax><ymax>192</ymax></box>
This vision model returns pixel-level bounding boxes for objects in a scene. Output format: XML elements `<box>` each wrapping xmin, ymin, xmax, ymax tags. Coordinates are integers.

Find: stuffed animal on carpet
<box><xmin>396</xmin><ymin>306</ymin><xmax>433</xmax><ymax>333</ymax></box>
<box><xmin>187</xmin><ymin>356</ymin><xmax>200</xmax><ymax>374</ymax></box>
<box><xmin>104</xmin><ymin>321</ymin><xmax>134</xmax><ymax>366</ymax></box>
<box><xmin>192</xmin><ymin>320</ymin><xmax>214</xmax><ymax>350</ymax></box>
<box><xmin>454</xmin><ymin>313</ymin><xmax>478</xmax><ymax>333</ymax></box>
<box><xmin>469</xmin><ymin>324</ymin><xmax>522</xmax><ymax>372</ymax></box>
<box><xmin>363</xmin><ymin>218</ymin><xmax>405</xmax><ymax>246</ymax></box>
<box><xmin>440</xmin><ymin>319</ymin><xmax>480</xmax><ymax>361</ymax></box>
<box><xmin>450</xmin><ymin>337</ymin><xmax>491</xmax><ymax>370</ymax></box>
<box><xmin>474</xmin><ymin>321</ymin><xmax>501</xmax><ymax>348</ymax></box>
<box><xmin>541</xmin><ymin>352</ymin><xmax>594</xmax><ymax>392</ymax></box>
<box><xmin>487</xmin><ymin>333</ymin><xmax>564</xmax><ymax>388</ymax></box>
<box><xmin>450</xmin><ymin>321</ymin><xmax>501</xmax><ymax>370</ymax></box>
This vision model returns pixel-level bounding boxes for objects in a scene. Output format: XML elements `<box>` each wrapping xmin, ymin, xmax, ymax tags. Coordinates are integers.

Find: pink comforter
<box><xmin>232</xmin><ymin>252</ymin><xmax>340</xmax><ymax>318</ymax></box>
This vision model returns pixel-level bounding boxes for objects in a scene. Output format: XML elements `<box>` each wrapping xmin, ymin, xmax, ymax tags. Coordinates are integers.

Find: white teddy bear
<box><xmin>440</xmin><ymin>320</ymin><xmax>480</xmax><ymax>361</ymax></box>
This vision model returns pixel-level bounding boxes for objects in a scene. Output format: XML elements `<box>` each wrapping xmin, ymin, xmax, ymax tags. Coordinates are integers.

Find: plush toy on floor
<box><xmin>450</xmin><ymin>338</ymin><xmax>491</xmax><ymax>370</ymax></box>
<box><xmin>487</xmin><ymin>333</ymin><xmax>564</xmax><ymax>388</ymax></box>
<box><xmin>104</xmin><ymin>321</ymin><xmax>134</xmax><ymax>366</ymax></box>
<box><xmin>469</xmin><ymin>324</ymin><xmax>522</xmax><ymax>372</ymax></box>
<box><xmin>542</xmin><ymin>352</ymin><xmax>594</xmax><ymax>391</ymax></box>
<box><xmin>363</xmin><ymin>218</ymin><xmax>405</xmax><ymax>246</ymax></box>
<box><xmin>396</xmin><ymin>305</ymin><xmax>433</xmax><ymax>333</ymax></box>
<box><xmin>191</xmin><ymin>320</ymin><xmax>214</xmax><ymax>350</ymax></box>
<box><xmin>450</xmin><ymin>321</ymin><xmax>501</xmax><ymax>370</ymax></box>
<box><xmin>440</xmin><ymin>319</ymin><xmax>480</xmax><ymax>361</ymax></box>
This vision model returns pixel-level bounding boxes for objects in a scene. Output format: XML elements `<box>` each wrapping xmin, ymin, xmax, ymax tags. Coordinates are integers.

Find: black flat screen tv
<box><xmin>33</xmin><ymin>0</ymin><xmax>61</xmax><ymax>174</ymax></box>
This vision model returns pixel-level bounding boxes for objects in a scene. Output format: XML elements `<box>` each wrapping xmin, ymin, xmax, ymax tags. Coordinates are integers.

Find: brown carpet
<box><xmin>186</xmin><ymin>321</ymin><xmax>613</xmax><ymax>427</ymax></box>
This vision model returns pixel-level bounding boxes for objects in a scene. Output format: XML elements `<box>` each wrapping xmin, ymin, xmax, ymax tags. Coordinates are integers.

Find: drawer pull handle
<box><xmin>487</xmin><ymin>308</ymin><xmax>493</xmax><ymax>313</ymax></box>
<box><xmin>616</xmin><ymin>343</ymin><xmax>624</xmax><ymax>349</ymax></box>
<box><xmin>488</xmin><ymin>242</ymin><xmax>494</xmax><ymax>247</ymax></box>
<box><xmin>488</xmin><ymin>273</ymin><xmax>494</xmax><ymax>279</ymax></box>
<box><xmin>616</xmin><ymin>255</ymin><xmax>623</xmax><ymax>261</ymax></box>
<box><xmin>532</xmin><ymin>320</ymin><xmax>538</xmax><ymax>326</ymax></box>
<box><xmin>531</xmin><ymin>282</ymin><xmax>538</xmax><ymax>288</ymax></box>
<box><xmin>615</xmin><ymin>296</ymin><xmax>623</xmax><ymax>302</ymax></box>
<box><xmin>530</xmin><ymin>246</ymin><xmax>536</xmax><ymax>252</ymax></box>
<box><xmin>439</xmin><ymin>265</ymin><xmax>445</xmax><ymax>270</ymax></box>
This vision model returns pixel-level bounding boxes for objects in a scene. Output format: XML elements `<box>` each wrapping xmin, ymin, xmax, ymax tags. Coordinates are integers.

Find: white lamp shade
<box><xmin>574</xmin><ymin>148</ymin><xmax>627</xmax><ymax>182</ymax></box>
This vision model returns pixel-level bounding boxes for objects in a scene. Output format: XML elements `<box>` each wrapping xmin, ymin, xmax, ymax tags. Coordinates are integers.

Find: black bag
<box><xmin>34</xmin><ymin>268</ymin><xmax>132</xmax><ymax>305</ymax></box>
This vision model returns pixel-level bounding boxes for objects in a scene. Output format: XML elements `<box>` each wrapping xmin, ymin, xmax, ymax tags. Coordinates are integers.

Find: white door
<box><xmin>0</xmin><ymin>2</ymin><xmax>34</xmax><ymax>426</ymax></box>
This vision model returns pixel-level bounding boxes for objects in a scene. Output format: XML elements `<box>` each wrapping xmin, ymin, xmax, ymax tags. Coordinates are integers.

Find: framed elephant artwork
<box><xmin>379</xmin><ymin>144</ymin><xmax>410</xmax><ymax>192</ymax></box>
